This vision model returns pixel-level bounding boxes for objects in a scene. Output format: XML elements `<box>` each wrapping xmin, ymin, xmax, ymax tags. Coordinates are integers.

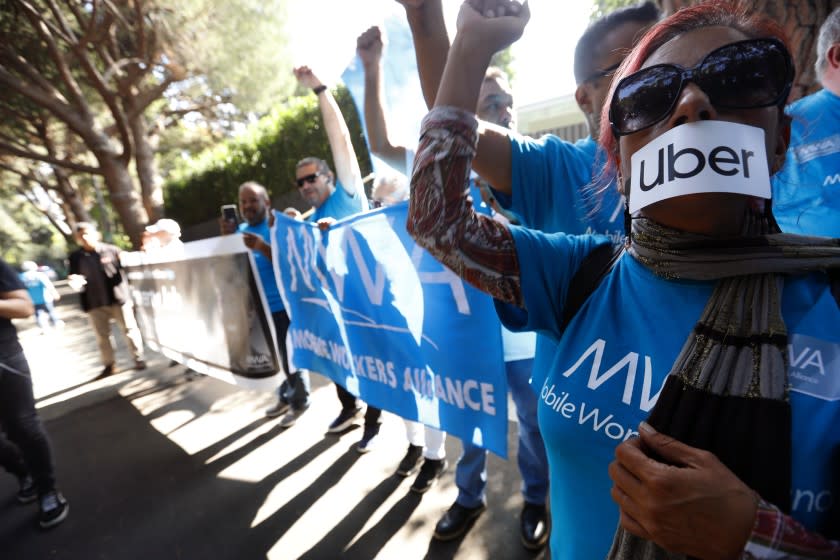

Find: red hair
<box><xmin>597</xmin><ymin>0</ymin><xmax>792</xmax><ymax>182</ymax></box>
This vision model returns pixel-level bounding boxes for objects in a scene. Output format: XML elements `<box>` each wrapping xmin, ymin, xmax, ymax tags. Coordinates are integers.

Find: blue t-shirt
<box><xmin>497</xmin><ymin>133</ymin><xmax>625</xmax><ymax>422</ymax></box>
<box><xmin>772</xmin><ymin>89</ymin><xmax>840</xmax><ymax>236</ymax></box>
<box><xmin>19</xmin><ymin>270</ymin><xmax>49</xmax><ymax>305</ymax></box>
<box><xmin>310</xmin><ymin>181</ymin><xmax>367</xmax><ymax>222</ymax></box>
<box><xmin>502</xmin><ymin>134</ymin><xmax>624</xmax><ymax>240</ymax></box>
<box><xmin>498</xmin><ymin>228</ymin><xmax>840</xmax><ymax>559</ymax></box>
<box><xmin>238</xmin><ymin>217</ymin><xmax>284</xmax><ymax>313</ymax></box>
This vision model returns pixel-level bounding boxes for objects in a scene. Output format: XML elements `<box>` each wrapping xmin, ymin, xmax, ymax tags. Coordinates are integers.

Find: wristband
<box><xmin>312</xmin><ymin>85</ymin><xmax>327</xmax><ymax>95</ymax></box>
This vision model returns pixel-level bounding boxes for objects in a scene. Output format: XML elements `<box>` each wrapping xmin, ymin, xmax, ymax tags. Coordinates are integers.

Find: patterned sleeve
<box><xmin>743</xmin><ymin>499</ymin><xmax>840</xmax><ymax>558</ymax></box>
<box><xmin>407</xmin><ymin>106</ymin><xmax>522</xmax><ymax>306</ymax></box>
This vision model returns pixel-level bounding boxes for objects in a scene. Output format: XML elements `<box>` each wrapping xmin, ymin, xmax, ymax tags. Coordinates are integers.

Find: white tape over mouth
<box><xmin>628</xmin><ymin>121</ymin><xmax>771</xmax><ymax>214</ymax></box>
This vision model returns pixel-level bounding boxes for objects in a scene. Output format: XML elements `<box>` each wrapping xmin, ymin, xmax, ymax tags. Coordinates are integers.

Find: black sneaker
<box><xmin>409</xmin><ymin>458</ymin><xmax>447</xmax><ymax>494</ymax></box>
<box><xmin>355</xmin><ymin>424</ymin><xmax>380</xmax><ymax>454</ymax></box>
<box><xmin>265</xmin><ymin>400</ymin><xmax>290</xmax><ymax>419</ymax></box>
<box><xmin>396</xmin><ymin>444</ymin><xmax>424</xmax><ymax>477</ymax></box>
<box><xmin>97</xmin><ymin>364</ymin><xmax>114</xmax><ymax>379</ymax></box>
<box><xmin>433</xmin><ymin>502</ymin><xmax>486</xmax><ymax>541</ymax></box>
<box><xmin>326</xmin><ymin>407</ymin><xmax>362</xmax><ymax>433</ymax></box>
<box><xmin>520</xmin><ymin>502</ymin><xmax>549</xmax><ymax>550</ymax></box>
<box><xmin>278</xmin><ymin>405</ymin><xmax>308</xmax><ymax>428</ymax></box>
<box><xmin>38</xmin><ymin>490</ymin><xmax>69</xmax><ymax>529</ymax></box>
<box><xmin>17</xmin><ymin>475</ymin><xmax>36</xmax><ymax>504</ymax></box>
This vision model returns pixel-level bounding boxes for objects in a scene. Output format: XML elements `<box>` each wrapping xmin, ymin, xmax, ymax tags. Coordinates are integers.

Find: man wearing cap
<box><xmin>142</xmin><ymin>219</ymin><xmax>184</xmax><ymax>257</ymax></box>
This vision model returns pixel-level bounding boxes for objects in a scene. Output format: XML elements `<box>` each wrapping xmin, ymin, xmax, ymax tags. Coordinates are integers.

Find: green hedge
<box><xmin>164</xmin><ymin>86</ymin><xmax>373</xmax><ymax>227</ymax></box>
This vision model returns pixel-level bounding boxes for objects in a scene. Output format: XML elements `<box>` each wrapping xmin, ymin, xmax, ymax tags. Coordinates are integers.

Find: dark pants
<box><xmin>0</xmin><ymin>351</ymin><xmax>56</xmax><ymax>495</ymax></box>
<box><xmin>272</xmin><ymin>311</ymin><xmax>310</xmax><ymax>411</ymax></box>
<box><xmin>335</xmin><ymin>384</ymin><xmax>381</xmax><ymax>427</ymax></box>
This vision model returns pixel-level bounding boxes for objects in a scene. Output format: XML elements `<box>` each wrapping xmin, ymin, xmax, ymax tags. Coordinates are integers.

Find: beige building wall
<box><xmin>516</xmin><ymin>94</ymin><xmax>589</xmax><ymax>142</ymax></box>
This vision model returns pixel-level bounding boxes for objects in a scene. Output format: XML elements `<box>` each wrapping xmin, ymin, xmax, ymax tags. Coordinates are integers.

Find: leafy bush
<box><xmin>164</xmin><ymin>86</ymin><xmax>373</xmax><ymax>227</ymax></box>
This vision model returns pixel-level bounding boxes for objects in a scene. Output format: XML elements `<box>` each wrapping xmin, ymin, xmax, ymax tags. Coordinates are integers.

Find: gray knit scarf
<box><xmin>608</xmin><ymin>214</ymin><xmax>840</xmax><ymax>560</ymax></box>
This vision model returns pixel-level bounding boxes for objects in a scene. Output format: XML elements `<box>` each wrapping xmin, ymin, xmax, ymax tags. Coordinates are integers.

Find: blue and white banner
<box><xmin>272</xmin><ymin>203</ymin><xmax>509</xmax><ymax>457</ymax></box>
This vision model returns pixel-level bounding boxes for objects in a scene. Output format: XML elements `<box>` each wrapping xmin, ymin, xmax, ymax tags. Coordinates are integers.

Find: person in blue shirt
<box><xmin>19</xmin><ymin>261</ymin><xmax>63</xmax><ymax>334</ymax></box>
<box><xmin>291</xmin><ymin>66</ymin><xmax>379</xmax><ymax>446</ymax></box>
<box><xmin>359</xmin><ymin>21</ymin><xmax>545</xmax><ymax>524</ymax></box>
<box><xmin>408</xmin><ymin>2</ymin><xmax>840</xmax><ymax>559</ymax></box>
<box><xmin>221</xmin><ymin>181</ymin><xmax>311</xmax><ymax>429</ymax></box>
<box><xmin>772</xmin><ymin>7</ymin><xmax>840</xmax><ymax>236</ymax></box>
<box><xmin>399</xmin><ymin>0</ymin><xmax>658</xmax><ymax>549</ymax></box>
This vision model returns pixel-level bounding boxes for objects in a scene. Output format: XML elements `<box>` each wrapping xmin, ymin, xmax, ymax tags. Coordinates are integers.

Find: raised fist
<box><xmin>357</xmin><ymin>26</ymin><xmax>384</xmax><ymax>68</ymax></box>
<box><xmin>293</xmin><ymin>65</ymin><xmax>323</xmax><ymax>90</ymax></box>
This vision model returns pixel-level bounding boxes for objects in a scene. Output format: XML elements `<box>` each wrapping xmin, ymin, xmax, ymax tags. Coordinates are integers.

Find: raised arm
<box><xmin>357</xmin><ymin>26</ymin><xmax>409</xmax><ymax>174</ymax></box>
<box><xmin>401</xmin><ymin>0</ymin><xmax>516</xmax><ymax>194</ymax></box>
<box><xmin>294</xmin><ymin>66</ymin><xmax>363</xmax><ymax>196</ymax></box>
<box><xmin>407</xmin><ymin>1</ymin><xmax>530</xmax><ymax>306</ymax></box>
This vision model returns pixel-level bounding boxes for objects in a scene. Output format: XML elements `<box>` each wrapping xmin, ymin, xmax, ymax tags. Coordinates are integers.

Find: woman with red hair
<box><xmin>408</xmin><ymin>0</ymin><xmax>840</xmax><ymax>557</ymax></box>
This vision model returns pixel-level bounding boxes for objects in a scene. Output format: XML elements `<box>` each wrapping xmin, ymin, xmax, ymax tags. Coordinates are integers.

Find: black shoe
<box><xmin>327</xmin><ymin>407</ymin><xmax>362</xmax><ymax>433</ymax></box>
<box><xmin>38</xmin><ymin>490</ymin><xmax>69</xmax><ymax>529</ymax></box>
<box><xmin>355</xmin><ymin>424</ymin><xmax>380</xmax><ymax>454</ymax></box>
<box><xmin>520</xmin><ymin>502</ymin><xmax>549</xmax><ymax>550</ymax></box>
<box><xmin>264</xmin><ymin>400</ymin><xmax>290</xmax><ymax>419</ymax></box>
<box><xmin>278</xmin><ymin>405</ymin><xmax>308</xmax><ymax>428</ymax></box>
<box><xmin>410</xmin><ymin>458</ymin><xmax>447</xmax><ymax>494</ymax></box>
<box><xmin>395</xmin><ymin>444</ymin><xmax>424</xmax><ymax>477</ymax></box>
<box><xmin>134</xmin><ymin>360</ymin><xmax>147</xmax><ymax>371</ymax></box>
<box><xmin>433</xmin><ymin>502</ymin><xmax>486</xmax><ymax>541</ymax></box>
<box><xmin>97</xmin><ymin>364</ymin><xmax>114</xmax><ymax>379</ymax></box>
<box><xmin>17</xmin><ymin>475</ymin><xmax>36</xmax><ymax>504</ymax></box>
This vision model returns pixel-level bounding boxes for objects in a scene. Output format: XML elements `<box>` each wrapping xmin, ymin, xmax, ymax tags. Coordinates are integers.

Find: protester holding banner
<box><xmin>291</xmin><ymin>65</ymin><xmax>379</xmax><ymax>445</ymax></box>
<box><xmin>772</xmin><ymin>7</ymin><xmax>840</xmax><ymax>236</ymax></box>
<box><xmin>68</xmin><ymin>222</ymin><xmax>146</xmax><ymax>378</ymax></box>
<box><xmin>400</xmin><ymin>0</ymin><xmax>659</xmax><ymax>548</ymax></box>
<box><xmin>409</xmin><ymin>1</ymin><xmax>840</xmax><ymax>558</ymax></box>
<box><xmin>0</xmin><ymin>258</ymin><xmax>69</xmax><ymax>529</ymax></box>
<box><xmin>220</xmin><ymin>181</ymin><xmax>311</xmax><ymax>428</ymax></box>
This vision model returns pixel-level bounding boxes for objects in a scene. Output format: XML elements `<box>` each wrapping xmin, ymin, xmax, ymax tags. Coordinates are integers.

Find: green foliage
<box><xmin>0</xmin><ymin>194</ymin><xmax>67</xmax><ymax>273</ymax></box>
<box><xmin>164</xmin><ymin>86</ymin><xmax>372</xmax><ymax>227</ymax></box>
<box><xmin>490</xmin><ymin>47</ymin><xmax>516</xmax><ymax>83</ymax></box>
<box><xmin>160</xmin><ymin>0</ymin><xmax>296</xmax><ymax>114</ymax></box>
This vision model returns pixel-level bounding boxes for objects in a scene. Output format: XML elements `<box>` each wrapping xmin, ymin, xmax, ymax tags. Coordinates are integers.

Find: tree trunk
<box><xmin>130</xmin><ymin>110</ymin><xmax>165</xmax><ymax>222</ymax></box>
<box><xmin>52</xmin><ymin>166</ymin><xmax>91</xmax><ymax>225</ymax></box>
<box><xmin>98</xmin><ymin>154</ymin><xmax>148</xmax><ymax>248</ymax></box>
<box><xmin>659</xmin><ymin>0</ymin><xmax>840</xmax><ymax>101</ymax></box>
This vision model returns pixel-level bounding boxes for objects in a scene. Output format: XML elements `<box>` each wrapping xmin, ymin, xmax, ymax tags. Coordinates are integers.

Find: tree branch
<box><xmin>0</xmin><ymin>66</ymin><xmax>89</xmax><ymax>134</ymax></box>
<box><xmin>0</xmin><ymin>141</ymin><xmax>101</xmax><ymax>174</ymax></box>
<box><xmin>44</xmin><ymin>0</ymin><xmax>77</xmax><ymax>41</ymax></box>
<box><xmin>18</xmin><ymin>0</ymin><xmax>90</xmax><ymax>115</ymax></box>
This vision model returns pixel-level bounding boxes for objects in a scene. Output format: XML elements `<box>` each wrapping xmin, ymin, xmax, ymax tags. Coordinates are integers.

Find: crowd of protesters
<box><xmin>2</xmin><ymin>1</ymin><xmax>839</xmax><ymax>557</ymax></box>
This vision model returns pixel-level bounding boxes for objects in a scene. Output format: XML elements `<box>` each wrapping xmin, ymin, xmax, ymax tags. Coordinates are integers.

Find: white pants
<box><xmin>403</xmin><ymin>420</ymin><xmax>446</xmax><ymax>460</ymax></box>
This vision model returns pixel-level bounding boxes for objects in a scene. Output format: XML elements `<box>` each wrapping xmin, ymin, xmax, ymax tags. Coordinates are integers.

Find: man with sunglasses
<box><xmin>399</xmin><ymin>0</ymin><xmax>658</xmax><ymax>549</ymax></box>
<box><xmin>292</xmin><ymin>66</ymin><xmax>376</xmax><ymax>438</ymax></box>
<box><xmin>772</xmin><ymin>7</ymin><xmax>840</xmax><ymax>237</ymax></box>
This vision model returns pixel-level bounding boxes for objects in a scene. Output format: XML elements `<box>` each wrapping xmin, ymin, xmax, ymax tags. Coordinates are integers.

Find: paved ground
<box><xmin>0</xmin><ymin>285</ymin><xmax>549</xmax><ymax>560</ymax></box>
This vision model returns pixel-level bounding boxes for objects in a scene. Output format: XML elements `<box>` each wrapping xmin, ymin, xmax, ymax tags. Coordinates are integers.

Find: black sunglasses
<box><xmin>609</xmin><ymin>38</ymin><xmax>794</xmax><ymax>137</ymax></box>
<box><xmin>296</xmin><ymin>172</ymin><xmax>321</xmax><ymax>188</ymax></box>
